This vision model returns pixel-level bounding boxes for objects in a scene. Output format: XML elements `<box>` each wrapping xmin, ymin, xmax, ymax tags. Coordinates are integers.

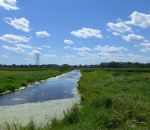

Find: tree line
<box><xmin>0</xmin><ymin>62</ymin><xmax>150</xmax><ymax>68</ymax></box>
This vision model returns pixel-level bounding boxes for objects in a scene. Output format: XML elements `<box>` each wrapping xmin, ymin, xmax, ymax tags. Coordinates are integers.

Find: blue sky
<box><xmin>0</xmin><ymin>0</ymin><xmax>150</xmax><ymax>65</ymax></box>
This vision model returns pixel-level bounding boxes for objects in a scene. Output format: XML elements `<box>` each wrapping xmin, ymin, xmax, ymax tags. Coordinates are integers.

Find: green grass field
<box><xmin>0</xmin><ymin>68</ymin><xmax>68</xmax><ymax>94</ymax></box>
<box><xmin>2</xmin><ymin>68</ymin><xmax>150</xmax><ymax>130</ymax></box>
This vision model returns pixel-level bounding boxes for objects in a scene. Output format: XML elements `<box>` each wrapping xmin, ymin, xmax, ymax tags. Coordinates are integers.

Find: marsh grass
<box><xmin>2</xmin><ymin>68</ymin><xmax>150</xmax><ymax>130</ymax></box>
<box><xmin>0</xmin><ymin>68</ymin><xmax>68</xmax><ymax>94</ymax></box>
<box><xmin>4</xmin><ymin>105</ymin><xmax>81</xmax><ymax>130</ymax></box>
<box><xmin>63</xmin><ymin>104</ymin><xmax>80</xmax><ymax>125</ymax></box>
<box><xmin>44</xmin><ymin>68</ymin><xmax>150</xmax><ymax>130</ymax></box>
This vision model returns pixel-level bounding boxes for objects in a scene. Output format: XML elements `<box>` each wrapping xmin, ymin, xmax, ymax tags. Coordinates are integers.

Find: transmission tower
<box><xmin>35</xmin><ymin>53</ymin><xmax>40</xmax><ymax>65</ymax></box>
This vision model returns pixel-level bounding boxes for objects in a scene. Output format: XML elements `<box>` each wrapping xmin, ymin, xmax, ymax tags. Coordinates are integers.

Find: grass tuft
<box><xmin>91</xmin><ymin>97</ymin><xmax>113</xmax><ymax>108</ymax></box>
<box><xmin>63</xmin><ymin>104</ymin><xmax>80</xmax><ymax>125</ymax></box>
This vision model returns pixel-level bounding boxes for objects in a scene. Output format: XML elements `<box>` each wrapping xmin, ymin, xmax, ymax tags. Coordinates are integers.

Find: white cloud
<box><xmin>126</xmin><ymin>11</ymin><xmax>150</xmax><ymax>28</ymax></box>
<box><xmin>36</xmin><ymin>31</ymin><xmax>50</xmax><ymax>38</ymax></box>
<box><xmin>5</xmin><ymin>17</ymin><xmax>30</xmax><ymax>32</ymax></box>
<box><xmin>2</xmin><ymin>45</ymin><xmax>24</xmax><ymax>53</ymax></box>
<box><xmin>107</xmin><ymin>22</ymin><xmax>132</xmax><ymax>33</ymax></box>
<box><xmin>1</xmin><ymin>43</ymin><xmax>32</xmax><ymax>53</ymax></box>
<box><xmin>107</xmin><ymin>11</ymin><xmax>150</xmax><ymax>38</ymax></box>
<box><xmin>95</xmin><ymin>45</ymin><xmax>127</xmax><ymax>54</ymax></box>
<box><xmin>28</xmin><ymin>50</ymin><xmax>40</xmax><ymax>56</ymax></box>
<box><xmin>65</xmin><ymin>45</ymin><xmax>127</xmax><ymax>60</ymax></box>
<box><xmin>97</xmin><ymin>53</ymin><xmax>150</xmax><ymax>63</ymax></box>
<box><xmin>31</xmin><ymin>50</ymin><xmax>40</xmax><ymax>54</ymax></box>
<box><xmin>63</xmin><ymin>51</ymin><xmax>150</xmax><ymax>64</ymax></box>
<box><xmin>0</xmin><ymin>34</ymin><xmax>30</xmax><ymax>43</ymax></box>
<box><xmin>122</xmin><ymin>34</ymin><xmax>145</xmax><ymax>43</ymax></box>
<box><xmin>73</xmin><ymin>47</ymin><xmax>92</xmax><ymax>56</ymax></box>
<box><xmin>42</xmin><ymin>45</ymin><xmax>51</xmax><ymax>49</ymax></box>
<box><xmin>112</xmin><ymin>32</ymin><xmax>121</xmax><ymax>36</ymax></box>
<box><xmin>139</xmin><ymin>43</ymin><xmax>150</xmax><ymax>52</ymax></box>
<box><xmin>73</xmin><ymin>47</ymin><xmax>91</xmax><ymax>52</ymax></box>
<box><xmin>64</xmin><ymin>46</ymin><xmax>71</xmax><ymax>50</ymax></box>
<box><xmin>0</xmin><ymin>0</ymin><xmax>19</xmax><ymax>10</ymax></box>
<box><xmin>15</xmin><ymin>44</ymin><xmax>32</xmax><ymax>49</ymax></box>
<box><xmin>64</xmin><ymin>39</ymin><xmax>74</xmax><ymax>45</ymax></box>
<box><xmin>71</xmin><ymin>28</ymin><xmax>103</xmax><ymax>39</ymax></box>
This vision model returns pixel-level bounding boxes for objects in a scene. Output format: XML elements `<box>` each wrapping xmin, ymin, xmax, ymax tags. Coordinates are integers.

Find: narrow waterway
<box><xmin>0</xmin><ymin>70</ymin><xmax>81</xmax><ymax>106</ymax></box>
<box><xmin>0</xmin><ymin>70</ymin><xmax>81</xmax><ymax>128</ymax></box>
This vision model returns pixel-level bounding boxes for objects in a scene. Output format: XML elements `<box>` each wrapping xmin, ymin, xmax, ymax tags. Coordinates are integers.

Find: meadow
<box><xmin>0</xmin><ymin>68</ymin><xmax>68</xmax><ymax>94</ymax></box>
<box><xmin>2</xmin><ymin>68</ymin><xmax>150</xmax><ymax>130</ymax></box>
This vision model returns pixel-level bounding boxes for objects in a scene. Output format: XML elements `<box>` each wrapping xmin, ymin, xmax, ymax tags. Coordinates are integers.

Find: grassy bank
<box><xmin>0</xmin><ymin>68</ymin><xmax>68</xmax><ymax>93</ymax></box>
<box><xmin>4</xmin><ymin>68</ymin><xmax>150</xmax><ymax>130</ymax></box>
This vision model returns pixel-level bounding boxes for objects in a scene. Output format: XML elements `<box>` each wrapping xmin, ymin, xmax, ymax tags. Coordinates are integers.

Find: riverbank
<box><xmin>0</xmin><ymin>68</ymin><xmax>69</xmax><ymax>94</ymax></box>
<box><xmin>1</xmin><ymin>68</ymin><xmax>150</xmax><ymax>130</ymax></box>
<box><xmin>0</xmin><ymin>70</ymin><xmax>81</xmax><ymax>129</ymax></box>
<box><xmin>0</xmin><ymin>87</ymin><xmax>80</xmax><ymax>129</ymax></box>
<box><xmin>40</xmin><ymin>68</ymin><xmax>150</xmax><ymax>130</ymax></box>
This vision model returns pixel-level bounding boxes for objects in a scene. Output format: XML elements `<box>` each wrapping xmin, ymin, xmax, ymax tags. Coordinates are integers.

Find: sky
<box><xmin>0</xmin><ymin>0</ymin><xmax>150</xmax><ymax>65</ymax></box>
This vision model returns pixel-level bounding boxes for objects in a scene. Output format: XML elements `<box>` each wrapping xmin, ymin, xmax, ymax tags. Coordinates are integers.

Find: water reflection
<box><xmin>0</xmin><ymin>70</ymin><xmax>81</xmax><ymax>106</ymax></box>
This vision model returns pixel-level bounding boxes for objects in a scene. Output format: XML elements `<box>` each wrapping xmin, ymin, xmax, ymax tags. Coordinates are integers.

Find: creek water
<box><xmin>0</xmin><ymin>70</ymin><xmax>81</xmax><ymax>106</ymax></box>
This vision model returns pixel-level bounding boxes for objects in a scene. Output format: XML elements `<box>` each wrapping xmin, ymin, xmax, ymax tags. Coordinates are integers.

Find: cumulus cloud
<box><xmin>98</xmin><ymin>53</ymin><xmax>150</xmax><ymax>63</ymax></box>
<box><xmin>36</xmin><ymin>31</ymin><xmax>50</xmax><ymax>38</ymax></box>
<box><xmin>64</xmin><ymin>46</ymin><xmax>71</xmax><ymax>50</ymax></box>
<box><xmin>122</xmin><ymin>34</ymin><xmax>145</xmax><ymax>43</ymax></box>
<box><xmin>67</xmin><ymin>45</ymin><xmax>127</xmax><ymax>59</ymax></box>
<box><xmin>0</xmin><ymin>34</ymin><xmax>30</xmax><ymax>43</ymax></box>
<box><xmin>112</xmin><ymin>32</ymin><xmax>121</xmax><ymax>36</ymax></box>
<box><xmin>2</xmin><ymin>45</ymin><xmax>24</xmax><ymax>53</ymax></box>
<box><xmin>73</xmin><ymin>47</ymin><xmax>91</xmax><ymax>52</ymax></box>
<box><xmin>107</xmin><ymin>11</ymin><xmax>150</xmax><ymax>38</ymax></box>
<box><xmin>42</xmin><ymin>45</ymin><xmax>51</xmax><ymax>49</ymax></box>
<box><xmin>64</xmin><ymin>45</ymin><xmax>149</xmax><ymax>64</ymax></box>
<box><xmin>72</xmin><ymin>47</ymin><xmax>92</xmax><ymax>56</ymax></box>
<box><xmin>126</xmin><ymin>11</ymin><xmax>150</xmax><ymax>28</ymax></box>
<box><xmin>107</xmin><ymin>22</ymin><xmax>132</xmax><ymax>33</ymax></box>
<box><xmin>0</xmin><ymin>0</ymin><xmax>19</xmax><ymax>10</ymax></box>
<box><xmin>95</xmin><ymin>45</ymin><xmax>127</xmax><ymax>54</ymax></box>
<box><xmin>5</xmin><ymin>17</ymin><xmax>30</xmax><ymax>32</ymax></box>
<box><xmin>28</xmin><ymin>50</ymin><xmax>40</xmax><ymax>56</ymax></box>
<box><xmin>66</xmin><ymin>44</ymin><xmax>150</xmax><ymax>64</ymax></box>
<box><xmin>15</xmin><ymin>44</ymin><xmax>32</xmax><ymax>49</ymax></box>
<box><xmin>139</xmin><ymin>43</ymin><xmax>150</xmax><ymax>52</ymax></box>
<box><xmin>71</xmin><ymin>28</ymin><xmax>103</xmax><ymax>39</ymax></box>
<box><xmin>32</xmin><ymin>50</ymin><xmax>40</xmax><ymax>54</ymax></box>
<box><xmin>64</xmin><ymin>39</ymin><xmax>74</xmax><ymax>45</ymax></box>
<box><xmin>1</xmin><ymin>43</ymin><xmax>32</xmax><ymax>53</ymax></box>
